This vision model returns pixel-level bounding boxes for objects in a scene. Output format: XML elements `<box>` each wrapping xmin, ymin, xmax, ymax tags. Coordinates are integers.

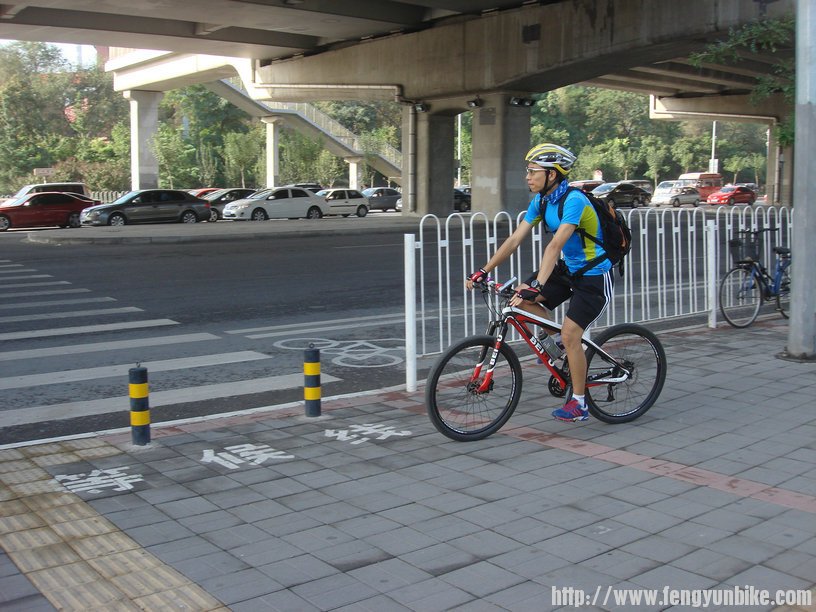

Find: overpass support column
<box><xmin>123</xmin><ymin>90</ymin><xmax>162</xmax><ymax>190</ymax></box>
<box><xmin>413</xmin><ymin>112</ymin><xmax>456</xmax><ymax>216</ymax></box>
<box><xmin>344</xmin><ymin>156</ymin><xmax>363</xmax><ymax>190</ymax></box>
<box><xmin>262</xmin><ymin>117</ymin><xmax>282</xmax><ymax>188</ymax></box>
<box><xmin>471</xmin><ymin>93</ymin><xmax>532</xmax><ymax>217</ymax></box>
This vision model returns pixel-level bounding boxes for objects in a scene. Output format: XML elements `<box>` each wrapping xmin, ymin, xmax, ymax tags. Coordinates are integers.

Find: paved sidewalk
<box><xmin>1</xmin><ymin>318</ymin><xmax>815</xmax><ymax>611</ymax></box>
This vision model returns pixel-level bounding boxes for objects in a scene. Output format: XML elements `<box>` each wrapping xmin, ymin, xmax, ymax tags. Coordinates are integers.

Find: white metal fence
<box><xmin>404</xmin><ymin>205</ymin><xmax>793</xmax><ymax>390</ymax></box>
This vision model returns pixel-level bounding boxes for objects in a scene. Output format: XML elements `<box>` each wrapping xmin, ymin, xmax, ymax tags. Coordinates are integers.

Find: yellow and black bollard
<box><xmin>304</xmin><ymin>344</ymin><xmax>321</xmax><ymax>417</ymax></box>
<box><xmin>129</xmin><ymin>365</ymin><xmax>151</xmax><ymax>445</ymax></box>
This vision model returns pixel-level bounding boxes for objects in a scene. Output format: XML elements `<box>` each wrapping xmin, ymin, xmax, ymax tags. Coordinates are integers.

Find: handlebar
<box><xmin>472</xmin><ymin>276</ymin><xmax>517</xmax><ymax>298</ymax></box>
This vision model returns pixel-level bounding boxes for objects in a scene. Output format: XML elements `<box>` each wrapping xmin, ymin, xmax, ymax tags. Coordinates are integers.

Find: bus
<box><xmin>676</xmin><ymin>173</ymin><xmax>723</xmax><ymax>200</ymax></box>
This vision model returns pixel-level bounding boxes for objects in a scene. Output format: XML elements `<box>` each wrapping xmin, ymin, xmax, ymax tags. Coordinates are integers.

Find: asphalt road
<box><xmin>0</xmin><ymin>218</ymin><xmax>413</xmax><ymax>444</ymax></box>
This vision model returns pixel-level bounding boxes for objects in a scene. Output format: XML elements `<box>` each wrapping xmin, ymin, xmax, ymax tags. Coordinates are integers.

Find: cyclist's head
<box><xmin>525</xmin><ymin>143</ymin><xmax>576</xmax><ymax>179</ymax></box>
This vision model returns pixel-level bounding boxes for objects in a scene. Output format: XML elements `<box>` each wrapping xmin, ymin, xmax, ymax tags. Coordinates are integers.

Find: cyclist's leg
<box><xmin>554</xmin><ymin>269</ymin><xmax>614</xmax><ymax>421</ymax></box>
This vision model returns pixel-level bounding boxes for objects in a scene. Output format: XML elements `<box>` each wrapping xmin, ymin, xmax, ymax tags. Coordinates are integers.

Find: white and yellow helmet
<box><xmin>525</xmin><ymin>143</ymin><xmax>576</xmax><ymax>177</ymax></box>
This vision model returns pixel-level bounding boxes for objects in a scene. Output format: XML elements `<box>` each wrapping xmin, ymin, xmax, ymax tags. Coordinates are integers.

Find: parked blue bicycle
<box><xmin>719</xmin><ymin>228</ymin><xmax>792</xmax><ymax>328</ymax></box>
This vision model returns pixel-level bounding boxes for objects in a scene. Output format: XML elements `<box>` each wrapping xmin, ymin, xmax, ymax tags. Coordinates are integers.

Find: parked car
<box><xmin>453</xmin><ymin>188</ymin><xmax>471</xmax><ymax>212</ymax></box>
<box><xmin>626</xmin><ymin>179</ymin><xmax>654</xmax><ymax>194</ymax></box>
<box><xmin>80</xmin><ymin>189</ymin><xmax>210</xmax><ymax>226</ymax></box>
<box><xmin>651</xmin><ymin>181</ymin><xmax>700</xmax><ymax>207</ymax></box>
<box><xmin>203</xmin><ymin>188</ymin><xmax>257</xmax><ymax>221</ymax></box>
<box><xmin>282</xmin><ymin>182</ymin><xmax>323</xmax><ymax>192</ymax></box>
<box><xmin>569</xmin><ymin>180</ymin><xmax>604</xmax><ymax>193</ymax></box>
<box><xmin>187</xmin><ymin>187</ymin><xmax>221</xmax><ymax>198</ymax></box>
<box><xmin>362</xmin><ymin>187</ymin><xmax>401</xmax><ymax>211</ymax></box>
<box><xmin>222</xmin><ymin>187</ymin><xmax>329</xmax><ymax>220</ymax></box>
<box><xmin>315</xmin><ymin>188</ymin><xmax>370</xmax><ymax>217</ymax></box>
<box><xmin>706</xmin><ymin>185</ymin><xmax>756</xmax><ymax>206</ymax></box>
<box><xmin>591</xmin><ymin>182</ymin><xmax>651</xmax><ymax>208</ymax></box>
<box><xmin>0</xmin><ymin>192</ymin><xmax>100</xmax><ymax>231</ymax></box>
<box><xmin>9</xmin><ymin>182</ymin><xmax>90</xmax><ymax>200</ymax></box>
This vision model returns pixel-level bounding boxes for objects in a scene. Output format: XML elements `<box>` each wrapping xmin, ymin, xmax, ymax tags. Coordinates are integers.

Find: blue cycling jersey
<box><xmin>523</xmin><ymin>187</ymin><xmax>612</xmax><ymax>276</ymax></box>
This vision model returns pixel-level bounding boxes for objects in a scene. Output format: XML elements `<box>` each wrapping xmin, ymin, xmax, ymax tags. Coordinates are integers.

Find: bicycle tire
<box><xmin>584</xmin><ymin>324</ymin><xmax>667</xmax><ymax>424</ymax></box>
<box><xmin>425</xmin><ymin>335</ymin><xmax>522</xmax><ymax>441</ymax></box>
<box><xmin>719</xmin><ymin>266</ymin><xmax>762</xmax><ymax>328</ymax></box>
<box><xmin>776</xmin><ymin>264</ymin><xmax>791</xmax><ymax>319</ymax></box>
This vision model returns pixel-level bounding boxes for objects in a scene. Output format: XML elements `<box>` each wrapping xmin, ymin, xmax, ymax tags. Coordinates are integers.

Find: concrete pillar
<box><xmin>787</xmin><ymin>0</ymin><xmax>816</xmax><ymax>358</ymax></box>
<box><xmin>261</xmin><ymin>117</ymin><xmax>282</xmax><ymax>188</ymax></box>
<box><xmin>414</xmin><ymin>112</ymin><xmax>456</xmax><ymax>216</ymax></box>
<box><xmin>123</xmin><ymin>90</ymin><xmax>162</xmax><ymax>190</ymax></box>
<box><xmin>344</xmin><ymin>156</ymin><xmax>363</xmax><ymax>190</ymax></box>
<box><xmin>471</xmin><ymin>93</ymin><xmax>532</xmax><ymax>217</ymax></box>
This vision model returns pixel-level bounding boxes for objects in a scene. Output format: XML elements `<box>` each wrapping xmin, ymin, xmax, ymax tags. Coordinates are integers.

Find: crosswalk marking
<box><xmin>0</xmin><ymin>281</ymin><xmax>71</xmax><ymax>289</ymax></box>
<box><xmin>0</xmin><ymin>268</ymin><xmax>36</xmax><ymax>274</ymax></box>
<box><xmin>0</xmin><ymin>307</ymin><xmax>142</xmax><ymax>324</ymax></box>
<box><xmin>0</xmin><ymin>297</ymin><xmax>116</xmax><ymax>310</ymax></box>
<box><xmin>227</xmin><ymin>313</ymin><xmax>408</xmax><ymax>339</ymax></box>
<box><xmin>0</xmin><ymin>333</ymin><xmax>219</xmax><ymax>362</ymax></box>
<box><xmin>0</xmin><ymin>319</ymin><xmax>178</xmax><ymax>341</ymax></box>
<box><xmin>0</xmin><ymin>288</ymin><xmax>91</xmax><ymax>298</ymax></box>
<box><xmin>0</xmin><ymin>351</ymin><xmax>271</xmax><ymax>390</ymax></box>
<box><xmin>0</xmin><ymin>274</ymin><xmax>53</xmax><ymax>281</ymax></box>
<box><xmin>0</xmin><ymin>373</ymin><xmax>341</xmax><ymax>428</ymax></box>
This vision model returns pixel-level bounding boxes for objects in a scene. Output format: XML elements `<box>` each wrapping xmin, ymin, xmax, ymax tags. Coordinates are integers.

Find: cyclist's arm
<box><xmin>466</xmin><ymin>219</ymin><xmax>534</xmax><ymax>289</ymax></box>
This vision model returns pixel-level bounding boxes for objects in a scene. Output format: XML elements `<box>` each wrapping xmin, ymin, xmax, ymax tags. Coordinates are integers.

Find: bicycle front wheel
<box><xmin>719</xmin><ymin>267</ymin><xmax>762</xmax><ymax>328</ymax></box>
<box><xmin>425</xmin><ymin>335</ymin><xmax>522</xmax><ymax>441</ymax></box>
<box><xmin>584</xmin><ymin>324</ymin><xmax>667</xmax><ymax>424</ymax></box>
<box><xmin>776</xmin><ymin>264</ymin><xmax>791</xmax><ymax>319</ymax></box>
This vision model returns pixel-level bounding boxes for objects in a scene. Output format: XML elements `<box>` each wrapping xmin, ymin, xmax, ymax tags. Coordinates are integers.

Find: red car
<box><xmin>0</xmin><ymin>192</ymin><xmax>100</xmax><ymax>231</ymax></box>
<box><xmin>706</xmin><ymin>185</ymin><xmax>756</xmax><ymax>206</ymax></box>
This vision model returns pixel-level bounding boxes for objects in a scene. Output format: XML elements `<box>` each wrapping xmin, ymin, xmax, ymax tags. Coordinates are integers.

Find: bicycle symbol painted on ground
<box><xmin>273</xmin><ymin>338</ymin><xmax>405</xmax><ymax>368</ymax></box>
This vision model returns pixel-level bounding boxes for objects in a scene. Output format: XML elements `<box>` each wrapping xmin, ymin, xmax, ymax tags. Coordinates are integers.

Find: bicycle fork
<box><xmin>469</xmin><ymin>321</ymin><xmax>507</xmax><ymax>394</ymax></box>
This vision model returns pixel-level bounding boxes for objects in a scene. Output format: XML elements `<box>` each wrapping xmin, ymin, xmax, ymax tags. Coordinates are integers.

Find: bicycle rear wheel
<box><xmin>425</xmin><ymin>335</ymin><xmax>522</xmax><ymax>441</ymax></box>
<box><xmin>776</xmin><ymin>265</ymin><xmax>791</xmax><ymax>319</ymax></box>
<box><xmin>584</xmin><ymin>324</ymin><xmax>667</xmax><ymax>424</ymax></box>
<box><xmin>719</xmin><ymin>266</ymin><xmax>762</xmax><ymax>328</ymax></box>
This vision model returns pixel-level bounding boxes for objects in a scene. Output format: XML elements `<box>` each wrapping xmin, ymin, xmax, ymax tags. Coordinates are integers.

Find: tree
<box><xmin>689</xmin><ymin>15</ymin><xmax>794</xmax><ymax>145</ymax></box>
<box><xmin>723</xmin><ymin>155</ymin><xmax>749</xmax><ymax>184</ymax></box>
<box><xmin>223</xmin><ymin>128</ymin><xmax>263</xmax><ymax>188</ymax></box>
<box><xmin>314</xmin><ymin>149</ymin><xmax>344</xmax><ymax>187</ymax></box>
<box><xmin>641</xmin><ymin>135</ymin><xmax>671</xmax><ymax>186</ymax></box>
<box><xmin>151</xmin><ymin>125</ymin><xmax>197</xmax><ymax>188</ymax></box>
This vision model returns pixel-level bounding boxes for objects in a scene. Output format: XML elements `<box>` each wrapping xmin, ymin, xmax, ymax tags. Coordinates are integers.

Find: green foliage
<box><xmin>223</xmin><ymin>127</ymin><xmax>263</xmax><ymax>188</ymax></box>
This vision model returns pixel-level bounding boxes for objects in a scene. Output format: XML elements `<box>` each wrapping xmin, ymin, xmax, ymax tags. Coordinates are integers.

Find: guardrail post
<box><xmin>405</xmin><ymin>233</ymin><xmax>417</xmax><ymax>392</ymax></box>
<box><xmin>706</xmin><ymin>220</ymin><xmax>718</xmax><ymax>328</ymax></box>
<box><xmin>129</xmin><ymin>365</ymin><xmax>150</xmax><ymax>445</ymax></box>
<box><xmin>304</xmin><ymin>344</ymin><xmax>321</xmax><ymax>417</ymax></box>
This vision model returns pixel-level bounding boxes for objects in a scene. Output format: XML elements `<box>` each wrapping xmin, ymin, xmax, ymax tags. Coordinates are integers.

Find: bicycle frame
<box><xmin>473</xmin><ymin>303</ymin><xmax>630</xmax><ymax>395</ymax></box>
<box><xmin>742</xmin><ymin>255</ymin><xmax>790</xmax><ymax>300</ymax></box>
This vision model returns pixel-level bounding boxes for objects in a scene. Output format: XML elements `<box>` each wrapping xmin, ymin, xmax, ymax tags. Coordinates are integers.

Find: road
<box><xmin>0</xmin><ymin>221</ymin><xmax>411</xmax><ymax>444</ymax></box>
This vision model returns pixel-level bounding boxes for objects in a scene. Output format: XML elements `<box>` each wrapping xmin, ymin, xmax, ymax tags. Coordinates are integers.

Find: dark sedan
<box><xmin>362</xmin><ymin>187</ymin><xmax>401</xmax><ymax>212</ymax></box>
<box><xmin>80</xmin><ymin>189</ymin><xmax>211</xmax><ymax>226</ymax></box>
<box><xmin>591</xmin><ymin>182</ymin><xmax>651</xmax><ymax>208</ymax></box>
<box><xmin>453</xmin><ymin>188</ymin><xmax>471</xmax><ymax>212</ymax></box>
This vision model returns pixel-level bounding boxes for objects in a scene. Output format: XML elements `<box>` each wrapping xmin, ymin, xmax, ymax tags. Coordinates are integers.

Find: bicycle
<box><xmin>719</xmin><ymin>228</ymin><xmax>792</xmax><ymax>328</ymax></box>
<box><xmin>425</xmin><ymin>278</ymin><xmax>668</xmax><ymax>441</ymax></box>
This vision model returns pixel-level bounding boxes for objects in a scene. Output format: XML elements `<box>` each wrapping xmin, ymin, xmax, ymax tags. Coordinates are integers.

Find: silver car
<box><xmin>315</xmin><ymin>188</ymin><xmax>370</xmax><ymax>217</ymax></box>
<box><xmin>362</xmin><ymin>187</ymin><xmax>401</xmax><ymax>212</ymax></box>
<box><xmin>80</xmin><ymin>189</ymin><xmax>211</xmax><ymax>226</ymax></box>
<box><xmin>651</xmin><ymin>181</ymin><xmax>701</xmax><ymax>207</ymax></box>
<box><xmin>222</xmin><ymin>187</ymin><xmax>329</xmax><ymax>220</ymax></box>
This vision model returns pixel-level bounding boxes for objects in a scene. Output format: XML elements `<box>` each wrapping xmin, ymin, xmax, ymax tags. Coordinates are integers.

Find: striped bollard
<box><xmin>304</xmin><ymin>344</ymin><xmax>321</xmax><ymax>417</ymax></box>
<box><xmin>129</xmin><ymin>365</ymin><xmax>151</xmax><ymax>445</ymax></box>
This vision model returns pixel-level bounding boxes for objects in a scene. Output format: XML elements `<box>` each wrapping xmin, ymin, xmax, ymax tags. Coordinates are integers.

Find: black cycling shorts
<box><xmin>525</xmin><ymin>262</ymin><xmax>614</xmax><ymax>330</ymax></box>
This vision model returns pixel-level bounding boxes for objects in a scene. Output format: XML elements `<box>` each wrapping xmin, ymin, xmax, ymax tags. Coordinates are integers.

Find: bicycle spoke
<box><xmin>719</xmin><ymin>266</ymin><xmax>762</xmax><ymax>328</ymax></box>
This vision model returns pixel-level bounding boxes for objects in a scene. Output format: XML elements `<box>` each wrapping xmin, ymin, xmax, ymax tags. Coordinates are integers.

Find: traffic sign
<box><xmin>33</xmin><ymin>168</ymin><xmax>55</xmax><ymax>177</ymax></box>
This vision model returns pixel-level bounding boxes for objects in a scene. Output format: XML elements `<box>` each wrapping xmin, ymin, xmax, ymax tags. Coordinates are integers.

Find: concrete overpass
<box><xmin>0</xmin><ymin>0</ymin><xmax>795</xmax><ymax>213</ymax></box>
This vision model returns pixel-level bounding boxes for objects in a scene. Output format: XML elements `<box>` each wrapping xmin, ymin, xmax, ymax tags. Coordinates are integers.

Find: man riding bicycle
<box><xmin>466</xmin><ymin>143</ymin><xmax>614</xmax><ymax>422</ymax></box>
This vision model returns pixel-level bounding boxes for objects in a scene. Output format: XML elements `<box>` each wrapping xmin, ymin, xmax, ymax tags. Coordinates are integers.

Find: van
<box><xmin>676</xmin><ymin>173</ymin><xmax>722</xmax><ymax>200</ymax></box>
<box><xmin>12</xmin><ymin>182</ymin><xmax>89</xmax><ymax>199</ymax></box>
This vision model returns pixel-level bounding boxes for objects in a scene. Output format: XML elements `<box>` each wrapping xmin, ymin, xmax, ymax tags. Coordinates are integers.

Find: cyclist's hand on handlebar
<box><xmin>466</xmin><ymin>268</ymin><xmax>488</xmax><ymax>290</ymax></box>
<box><xmin>509</xmin><ymin>286</ymin><xmax>540</xmax><ymax>306</ymax></box>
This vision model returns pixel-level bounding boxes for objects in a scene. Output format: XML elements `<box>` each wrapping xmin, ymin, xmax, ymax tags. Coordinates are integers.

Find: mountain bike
<box><xmin>425</xmin><ymin>278</ymin><xmax>667</xmax><ymax>441</ymax></box>
<box><xmin>719</xmin><ymin>228</ymin><xmax>792</xmax><ymax>328</ymax></box>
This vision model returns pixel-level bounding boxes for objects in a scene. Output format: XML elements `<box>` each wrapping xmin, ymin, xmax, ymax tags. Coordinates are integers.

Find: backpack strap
<box><xmin>552</xmin><ymin>186</ymin><xmax>610</xmax><ymax>277</ymax></box>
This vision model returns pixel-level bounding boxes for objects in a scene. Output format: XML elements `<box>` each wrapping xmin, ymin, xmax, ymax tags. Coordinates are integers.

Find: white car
<box><xmin>222</xmin><ymin>187</ymin><xmax>329</xmax><ymax>221</ymax></box>
<box><xmin>314</xmin><ymin>188</ymin><xmax>369</xmax><ymax>217</ymax></box>
<box><xmin>651</xmin><ymin>181</ymin><xmax>701</xmax><ymax>207</ymax></box>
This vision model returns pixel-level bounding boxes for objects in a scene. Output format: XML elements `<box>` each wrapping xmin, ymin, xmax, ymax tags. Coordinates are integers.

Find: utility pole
<box><xmin>786</xmin><ymin>0</ymin><xmax>816</xmax><ymax>359</ymax></box>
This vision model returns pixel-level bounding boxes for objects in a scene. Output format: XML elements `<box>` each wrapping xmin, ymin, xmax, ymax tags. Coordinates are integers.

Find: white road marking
<box><xmin>0</xmin><ymin>297</ymin><xmax>116</xmax><ymax>310</ymax></box>
<box><xmin>0</xmin><ymin>373</ymin><xmax>341</xmax><ymax>428</ymax></box>
<box><xmin>0</xmin><ymin>307</ymin><xmax>142</xmax><ymax>323</ymax></box>
<box><xmin>0</xmin><ymin>351</ymin><xmax>271</xmax><ymax>390</ymax></box>
<box><xmin>0</xmin><ymin>281</ymin><xmax>71</xmax><ymax>289</ymax></box>
<box><xmin>0</xmin><ymin>332</ymin><xmax>220</xmax><ymax>361</ymax></box>
<box><xmin>0</xmin><ymin>288</ymin><xmax>91</xmax><ymax>298</ymax></box>
<box><xmin>0</xmin><ymin>319</ymin><xmax>178</xmax><ymax>341</ymax></box>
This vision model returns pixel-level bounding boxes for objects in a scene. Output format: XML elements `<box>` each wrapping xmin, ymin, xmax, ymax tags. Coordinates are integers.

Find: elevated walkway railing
<box><xmin>403</xmin><ymin>205</ymin><xmax>793</xmax><ymax>390</ymax></box>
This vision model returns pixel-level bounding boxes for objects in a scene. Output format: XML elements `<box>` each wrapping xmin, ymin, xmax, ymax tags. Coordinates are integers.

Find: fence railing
<box><xmin>404</xmin><ymin>205</ymin><xmax>793</xmax><ymax>390</ymax></box>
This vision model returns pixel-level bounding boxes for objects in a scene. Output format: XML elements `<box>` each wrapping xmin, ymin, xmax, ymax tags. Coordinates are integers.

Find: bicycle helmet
<box><xmin>525</xmin><ymin>143</ymin><xmax>576</xmax><ymax>177</ymax></box>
